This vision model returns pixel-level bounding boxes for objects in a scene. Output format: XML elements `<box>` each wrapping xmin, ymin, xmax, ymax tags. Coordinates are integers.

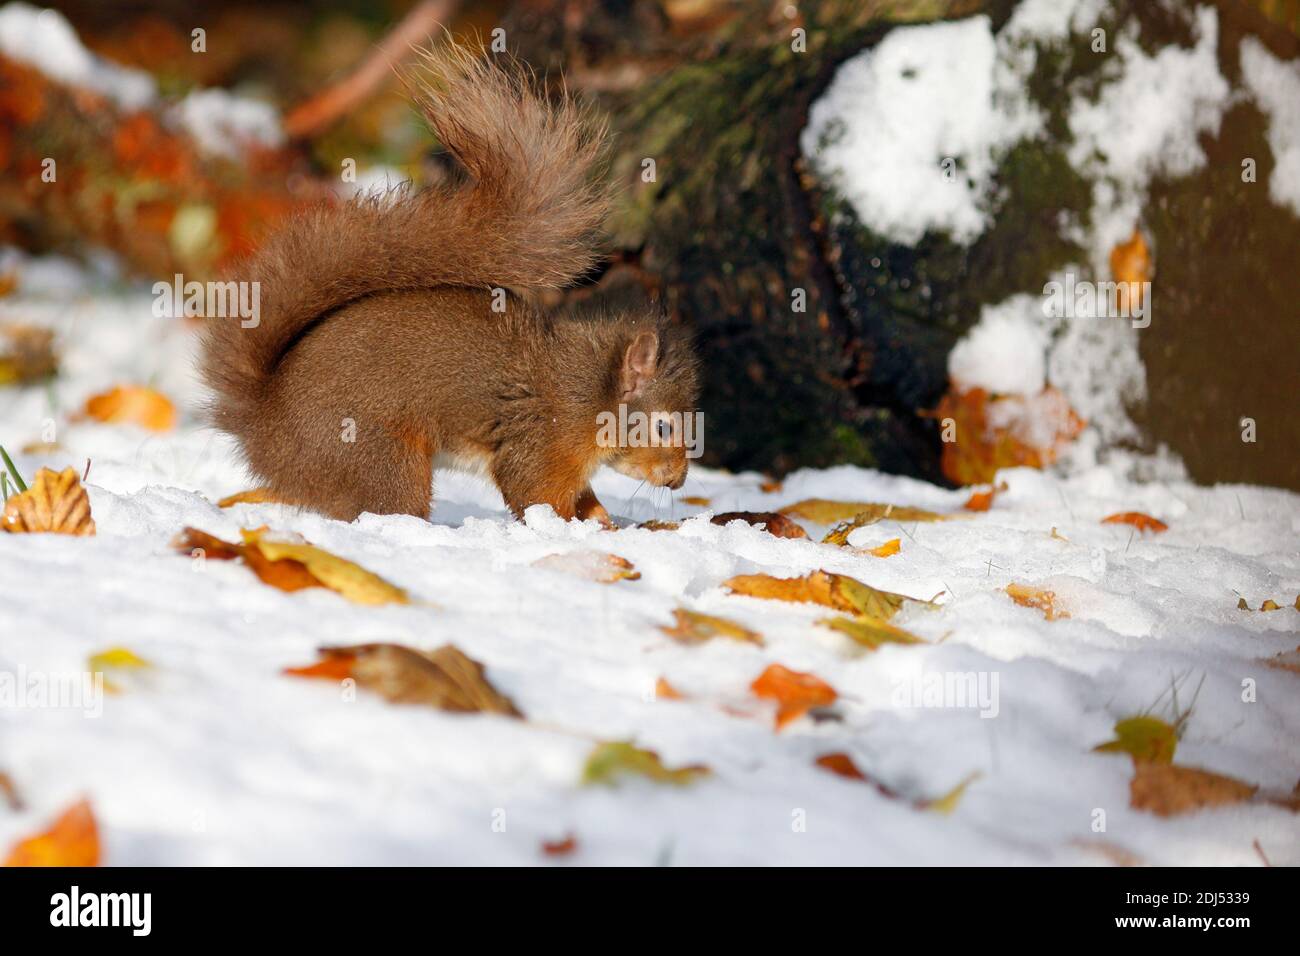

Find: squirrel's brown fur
<box><xmin>201</xmin><ymin>45</ymin><xmax>698</xmax><ymax>523</ymax></box>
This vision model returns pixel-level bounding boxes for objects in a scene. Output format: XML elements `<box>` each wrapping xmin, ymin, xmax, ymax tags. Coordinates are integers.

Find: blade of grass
<box><xmin>0</xmin><ymin>444</ymin><xmax>27</xmax><ymax>493</ymax></box>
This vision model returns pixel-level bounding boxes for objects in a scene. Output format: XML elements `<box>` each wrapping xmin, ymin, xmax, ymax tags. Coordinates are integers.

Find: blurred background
<box><xmin>1</xmin><ymin>0</ymin><xmax>1297</xmax><ymax>491</ymax></box>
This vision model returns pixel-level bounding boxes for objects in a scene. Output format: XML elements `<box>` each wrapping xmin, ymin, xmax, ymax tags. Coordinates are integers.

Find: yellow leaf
<box><xmin>661</xmin><ymin>608</ymin><xmax>763</xmax><ymax>645</ymax></box>
<box><xmin>83</xmin><ymin>385</ymin><xmax>176</xmax><ymax>431</ymax></box>
<box><xmin>819</xmin><ymin>615</ymin><xmax>924</xmax><ymax>650</ymax></box>
<box><xmin>1094</xmin><ymin>716</ymin><xmax>1178</xmax><ymax>765</ymax></box>
<box><xmin>581</xmin><ymin>741</ymin><xmax>709</xmax><ymax>786</ymax></box>
<box><xmin>724</xmin><ymin>570</ymin><xmax>929</xmax><ymax>621</ymax></box>
<box><xmin>922</xmin><ymin>772</ymin><xmax>981</xmax><ymax>815</ymax></box>
<box><xmin>2</xmin><ymin>467</ymin><xmax>94</xmax><ymax>536</ymax></box>
<box><xmin>782</xmin><ymin>499</ymin><xmax>950</xmax><ymax>525</ymax></box>
<box><xmin>241</xmin><ymin>529</ymin><xmax>408</xmax><ymax>605</ymax></box>
<box><xmin>87</xmin><ymin>646</ymin><xmax>152</xmax><ymax>694</ymax></box>
<box><xmin>866</xmin><ymin>538</ymin><xmax>901</xmax><ymax>558</ymax></box>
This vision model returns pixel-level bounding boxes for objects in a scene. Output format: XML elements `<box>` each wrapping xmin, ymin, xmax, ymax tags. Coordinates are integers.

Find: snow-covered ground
<box><xmin>0</xmin><ymin>255</ymin><xmax>1297</xmax><ymax>865</ymax></box>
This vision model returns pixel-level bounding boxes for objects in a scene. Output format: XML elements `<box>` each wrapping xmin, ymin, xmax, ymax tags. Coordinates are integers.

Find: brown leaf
<box><xmin>782</xmin><ymin>498</ymin><xmax>949</xmax><ymax>525</ymax></box>
<box><xmin>241</xmin><ymin>529</ymin><xmax>408</xmax><ymax>605</ymax></box>
<box><xmin>532</xmin><ymin>551</ymin><xmax>640</xmax><ymax>583</ymax></box>
<box><xmin>661</xmin><ymin>608</ymin><xmax>763</xmax><ymax>646</ymax></box>
<box><xmin>814</xmin><ymin>752</ymin><xmax>866</xmax><ymax>781</ymax></box>
<box><xmin>750</xmin><ymin>663</ymin><xmax>837</xmax><ymax>730</ymax></box>
<box><xmin>711</xmin><ymin>511</ymin><xmax>808</xmax><ymax>539</ymax></box>
<box><xmin>1263</xmin><ymin>646</ymin><xmax>1300</xmax><ymax>675</ymax></box>
<box><xmin>2</xmin><ymin>467</ymin><xmax>95</xmax><ymax>535</ymax></box>
<box><xmin>680</xmin><ymin>496</ymin><xmax>711</xmax><ymax>506</ymax></box>
<box><xmin>3</xmin><ymin>798</ymin><xmax>100</xmax><ymax>866</ymax></box>
<box><xmin>1005</xmin><ymin>583</ymin><xmax>1068</xmax><ymax>620</ymax></box>
<box><xmin>292</xmin><ymin>644</ymin><xmax>521</xmax><ymax>716</ymax></box>
<box><xmin>1102</xmin><ymin>512</ymin><xmax>1168</xmax><ymax>533</ymax></box>
<box><xmin>0</xmin><ymin>771</ymin><xmax>22</xmax><ymax>811</ymax></box>
<box><xmin>637</xmin><ymin>519</ymin><xmax>680</xmax><ymax>532</ymax></box>
<box><xmin>1129</xmin><ymin>763</ymin><xmax>1256</xmax><ymax>817</ymax></box>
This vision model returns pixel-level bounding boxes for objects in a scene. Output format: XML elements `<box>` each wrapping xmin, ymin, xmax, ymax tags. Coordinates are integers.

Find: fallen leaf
<box><xmin>541</xmin><ymin>834</ymin><xmax>578</xmax><ymax>856</ymax></box>
<box><xmin>921</xmin><ymin>772</ymin><xmax>981</xmax><ymax>815</ymax></box>
<box><xmin>661</xmin><ymin>608</ymin><xmax>763</xmax><ymax>646</ymax></box>
<box><xmin>1005</xmin><ymin>583</ymin><xmax>1068</xmax><ymax>620</ymax></box>
<box><xmin>217</xmin><ymin>487</ymin><xmax>289</xmax><ymax>508</ymax></box>
<box><xmin>759</xmin><ymin>477</ymin><xmax>783</xmax><ymax>493</ymax></box>
<box><xmin>655</xmin><ymin>677</ymin><xmax>684</xmax><ymax>700</ymax></box>
<box><xmin>1129</xmin><ymin>763</ymin><xmax>1256</xmax><ymax>817</ymax></box>
<box><xmin>711</xmin><ymin>511</ymin><xmax>808</xmax><ymax>539</ymax></box>
<box><xmin>581</xmin><ymin>741</ymin><xmax>709</xmax><ymax>786</ymax></box>
<box><xmin>87</xmin><ymin>647</ymin><xmax>152</xmax><ymax>695</ymax></box>
<box><xmin>1109</xmin><ymin>227</ymin><xmax>1152</xmax><ymax>306</ymax></box>
<box><xmin>0</xmin><ymin>324</ymin><xmax>57</xmax><ymax>386</ymax></box>
<box><xmin>1263</xmin><ymin>646</ymin><xmax>1300</xmax><ymax>675</ymax></box>
<box><xmin>2</xmin><ymin>467</ymin><xmax>94</xmax><ymax>535</ymax></box>
<box><xmin>962</xmin><ymin>481</ymin><xmax>1007</xmax><ymax>512</ymax></box>
<box><xmin>171</xmin><ymin>526</ymin><xmax>243</xmax><ymax>560</ymax></box>
<box><xmin>680</xmin><ymin>496</ymin><xmax>710</xmax><ymax>506</ymax></box>
<box><xmin>82</xmin><ymin>384</ymin><xmax>176</xmax><ymax>431</ymax></box>
<box><xmin>283</xmin><ymin>656</ymin><xmax>355</xmax><ymax>681</ymax></box>
<box><xmin>1094</xmin><ymin>716</ymin><xmax>1178</xmax><ymax>765</ymax></box>
<box><xmin>241</xmin><ymin>529</ymin><xmax>408</xmax><ymax>605</ymax></box>
<box><xmin>864</xmin><ymin>538</ymin><xmax>901</xmax><ymax>558</ymax></box>
<box><xmin>0</xmin><ymin>772</ymin><xmax>22</xmax><ymax>811</ymax></box>
<box><xmin>532</xmin><ymin>551</ymin><xmax>640</xmax><ymax>583</ymax></box>
<box><xmin>782</xmin><ymin>498</ymin><xmax>949</xmax><ymax>525</ymax></box>
<box><xmin>1102</xmin><ymin>512</ymin><xmax>1167</xmax><ymax>533</ymax></box>
<box><xmin>1069</xmin><ymin>838</ymin><xmax>1145</xmax><ymax>867</ymax></box>
<box><xmin>290</xmin><ymin>644</ymin><xmax>520</xmax><ymax>716</ymax></box>
<box><xmin>19</xmin><ymin>441</ymin><xmax>59</xmax><ymax>455</ymax></box>
<box><xmin>931</xmin><ymin>386</ymin><xmax>1084</xmax><ymax>486</ymax></box>
<box><xmin>1050</xmin><ymin>527</ymin><xmax>1069</xmax><ymax>542</ymax></box>
<box><xmin>750</xmin><ymin>663</ymin><xmax>837</xmax><ymax>730</ymax></box>
<box><xmin>819</xmin><ymin>615</ymin><xmax>925</xmax><ymax>650</ymax></box>
<box><xmin>241</xmin><ymin>543</ymin><xmax>323</xmax><ymax>592</ymax></box>
<box><xmin>725</xmin><ymin>570</ymin><xmax>929</xmax><ymax>621</ymax></box>
<box><xmin>1260</xmin><ymin>599</ymin><xmax>1281</xmax><ymax>612</ymax></box>
<box><xmin>815</xmin><ymin>752</ymin><xmax>866</xmax><ymax>781</ymax></box>
<box><xmin>637</xmin><ymin>519</ymin><xmax>680</xmax><ymax>532</ymax></box>
<box><xmin>3</xmin><ymin>798</ymin><xmax>100</xmax><ymax>866</ymax></box>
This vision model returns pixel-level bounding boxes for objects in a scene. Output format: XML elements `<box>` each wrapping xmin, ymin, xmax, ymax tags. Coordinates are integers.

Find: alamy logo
<box><xmin>50</xmin><ymin>886</ymin><xmax>151</xmax><ymax>936</ymax></box>
<box><xmin>892</xmin><ymin>670</ymin><xmax>1000</xmax><ymax>719</ymax></box>
<box><xmin>596</xmin><ymin>404</ymin><xmax>704</xmax><ymax>459</ymax></box>
<box><xmin>1042</xmin><ymin>273</ymin><xmax>1150</xmax><ymax>328</ymax></box>
<box><xmin>0</xmin><ymin>667</ymin><xmax>103</xmax><ymax>718</ymax></box>
<box><xmin>153</xmin><ymin>274</ymin><xmax>260</xmax><ymax>328</ymax></box>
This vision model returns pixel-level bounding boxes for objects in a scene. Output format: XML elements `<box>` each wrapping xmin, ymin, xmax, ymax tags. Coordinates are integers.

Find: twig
<box><xmin>283</xmin><ymin>0</ymin><xmax>460</xmax><ymax>141</ymax></box>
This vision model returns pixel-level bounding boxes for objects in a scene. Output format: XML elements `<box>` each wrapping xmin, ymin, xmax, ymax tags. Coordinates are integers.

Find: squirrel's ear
<box><xmin>620</xmin><ymin>330</ymin><xmax>659</xmax><ymax>401</ymax></box>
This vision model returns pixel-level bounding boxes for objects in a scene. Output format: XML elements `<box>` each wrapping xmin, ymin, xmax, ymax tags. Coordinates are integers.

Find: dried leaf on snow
<box><xmin>1005</xmin><ymin>583</ymin><xmax>1068</xmax><ymax>620</ymax></box>
<box><xmin>1093</xmin><ymin>716</ymin><xmax>1178</xmax><ymax>765</ymax></box>
<box><xmin>0</xmin><ymin>324</ymin><xmax>57</xmax><ymax>386</ymax></box>
<box><xmin>725</xmin><ymin>569</ymin><xmax>931</xmax><ymax>621</ymax></box>
<box><xmin>3</xmin><ymin>798</ymin><xmax>100</xmax><ymax>867</ymax></box>
<box><xmin>1128</xmin><ymin>763</ymin><xmax>1256</xmax><ymax>817</ymax></box>
<box><xmin>710</xmin><ymin>511</ymin><xmax>808</xmax><ymax>539</ymax></box>
<box><xmin>2</xmin><ymin>467</ymin><xmax>94</xmax><ymax>535</ymax></box>
<box><xmin>782</xmin><ymin>498</ymin><xmax>949</xmax><ymax>525</ymax></box>
<box><xmin>82</xmin><ymin>384</ymin><xmax>176</xmax><ymax>431</ymax></box>
<box><xmin>286</xmin><ymin>643</ymin><xmax>521</xmax><ymax>716</ymax></box>
<box><xmin>819</xmin><ymin>614</ymin><xmax>925</xmax><ymax>650</ymax></box>
<box><xmin>532</xmin><ymin>550</ymin><xmax>640</xmax><ymax>583</ymax></box>
<box><xmin>1102</xmin><ymin>512</ymin><xmax>1167</xmax><ymax>533</ymax></box>
<box><xmin>661</xmin><ymin>608</ymin><xmax>763</xmax><ymax>646</ymax></box>
<box><xmin>242</xmin><ymin>529</ymin><xmax>409</xmax><ymax>605</ymax></box>
<box><xmin>750</xmin><ymin>663</ymin><xmax>837</xmax><ymax>730</ymax></box>
<box><xmin>581</xmin><ymin>741</ymin><xmax>710</xmax><ymax>787</ymax></box>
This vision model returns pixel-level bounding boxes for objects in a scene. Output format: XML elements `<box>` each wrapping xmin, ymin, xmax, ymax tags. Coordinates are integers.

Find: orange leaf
<box><xmin>1109</xmin><ymin>227</ymin><xmax>1152</xmax><ymax>306</ymax></box>
<box><xmin>82</xmin><ymin>385</ymin><xmax>176</xmax><ymax>431</ymax></box>
<box><xmin>866</xmin><ymin>538</ymin><xmax>901</xmax><ymax>558</ymax></box>
<box><xmin>2</xmin><ymin>467</ymin><xmax>95</xmax><ymax>536</ymax></box>
<box><xmin>3</xmin><ymin>798</ymin><xmax>100</xmax><ymax>867</ymax></box>
<box><xmin>931</xmin><ymin>387</ymin><xmax>1084</xmax><ymax>486</ymax></box>
<box><xmin>1102</xmin><ymin>512</ymin><xmax>1167</xmax><ymax>533</ymax></box>
<box><xmin>655</xmin><ymin>677</ymin><xmax>685</xmax><ymax>700</ymax></box>
<box><xmin>681</xmin><ymin>496</ymin><xmax>711</xmax><ymax>506</ymax></box>
<box><xmin>242</xmin><ymin>545</ymin><xmax>323</xmax><ymax>592</ymax></box>
<box><xmin>815</xmin><ymin>752</ymin><xmax>866</xmax><ymax>780</ymax></box>
<box><xmin>710</xmin><ymin>511</ymin><xmax>808</xmax><ymax>539</ymax></box>
<box><xmin>751</xmin><ymin>664</ymin><xmax>837</xmax><ymax>730</ymax></box>
<box><xmin>283</xmin><ymin>657</ymin><xmax>355</xmax><ymax>681</ymax></box>
<box><xmin>1005</xmin><ymin>583</ymin><xmax>1068</xmax><ymax>620</ymax></box>
<box><xmin>171</xmin><ymin>526</ymin><xmax>243</xmax><ymax>561</ymax></box>
<box><xmin>541</xmin><ymin>834</ymin><xmax>578</xmax><ymax>856</ymax></box>
<box><xmin>962</xmin><ymin>481</ymin><xmax>1006</xmax><ymax>512</ymax></box>
<box><xmin>217</xmin><ymin>487</ymin><xmax>289</xmax><ymax>508</ymax></box>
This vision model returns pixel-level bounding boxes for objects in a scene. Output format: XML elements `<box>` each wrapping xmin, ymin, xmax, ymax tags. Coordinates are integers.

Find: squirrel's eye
<box><xmin>657</xmin><ymin>419</ymin><xmax>673</xmax><ymax>441</ymax></box>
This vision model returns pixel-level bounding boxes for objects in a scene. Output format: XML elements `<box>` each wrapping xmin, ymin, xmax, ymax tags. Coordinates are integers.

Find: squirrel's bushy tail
<box><xmin>201</xmin><ymin>43</ymin><xmax>609</xmax><ymax>425</ymax></box>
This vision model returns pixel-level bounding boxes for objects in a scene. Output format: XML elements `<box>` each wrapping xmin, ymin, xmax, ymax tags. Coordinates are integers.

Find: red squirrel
<box><xmin>201</xmin><ymin>46</ymin><xmax>698</xmax><ymax>524</ymax></box>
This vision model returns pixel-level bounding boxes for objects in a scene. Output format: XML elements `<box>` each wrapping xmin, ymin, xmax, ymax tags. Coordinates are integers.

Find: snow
<box><xmin>173</xmin><ymin>89</ymin><xmax>284</xmax><ymax>159</ymax></box>
<box><xmin>1</xmin><ymin>254</ymin><xmax>1297</xmax><ymax>865</ymax></box>
<box><xmin>947</xmin><ymin>294</ymin><xmax>1048</xmax><ymax>395</ymax></box>
<box><xmin>0</xmin><ymin>2</ymin><xmax>155</xmax><ymax>110</ymax></box>
<box><xmin>1240</xmin><ymin>37</ymin><xmax>1300</xmax><ymax>218</ymax></box>
<box><xmin>800</xmin><ymin>16</ymin><xmax>1040</xmax><ymax>246</ymax></box>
